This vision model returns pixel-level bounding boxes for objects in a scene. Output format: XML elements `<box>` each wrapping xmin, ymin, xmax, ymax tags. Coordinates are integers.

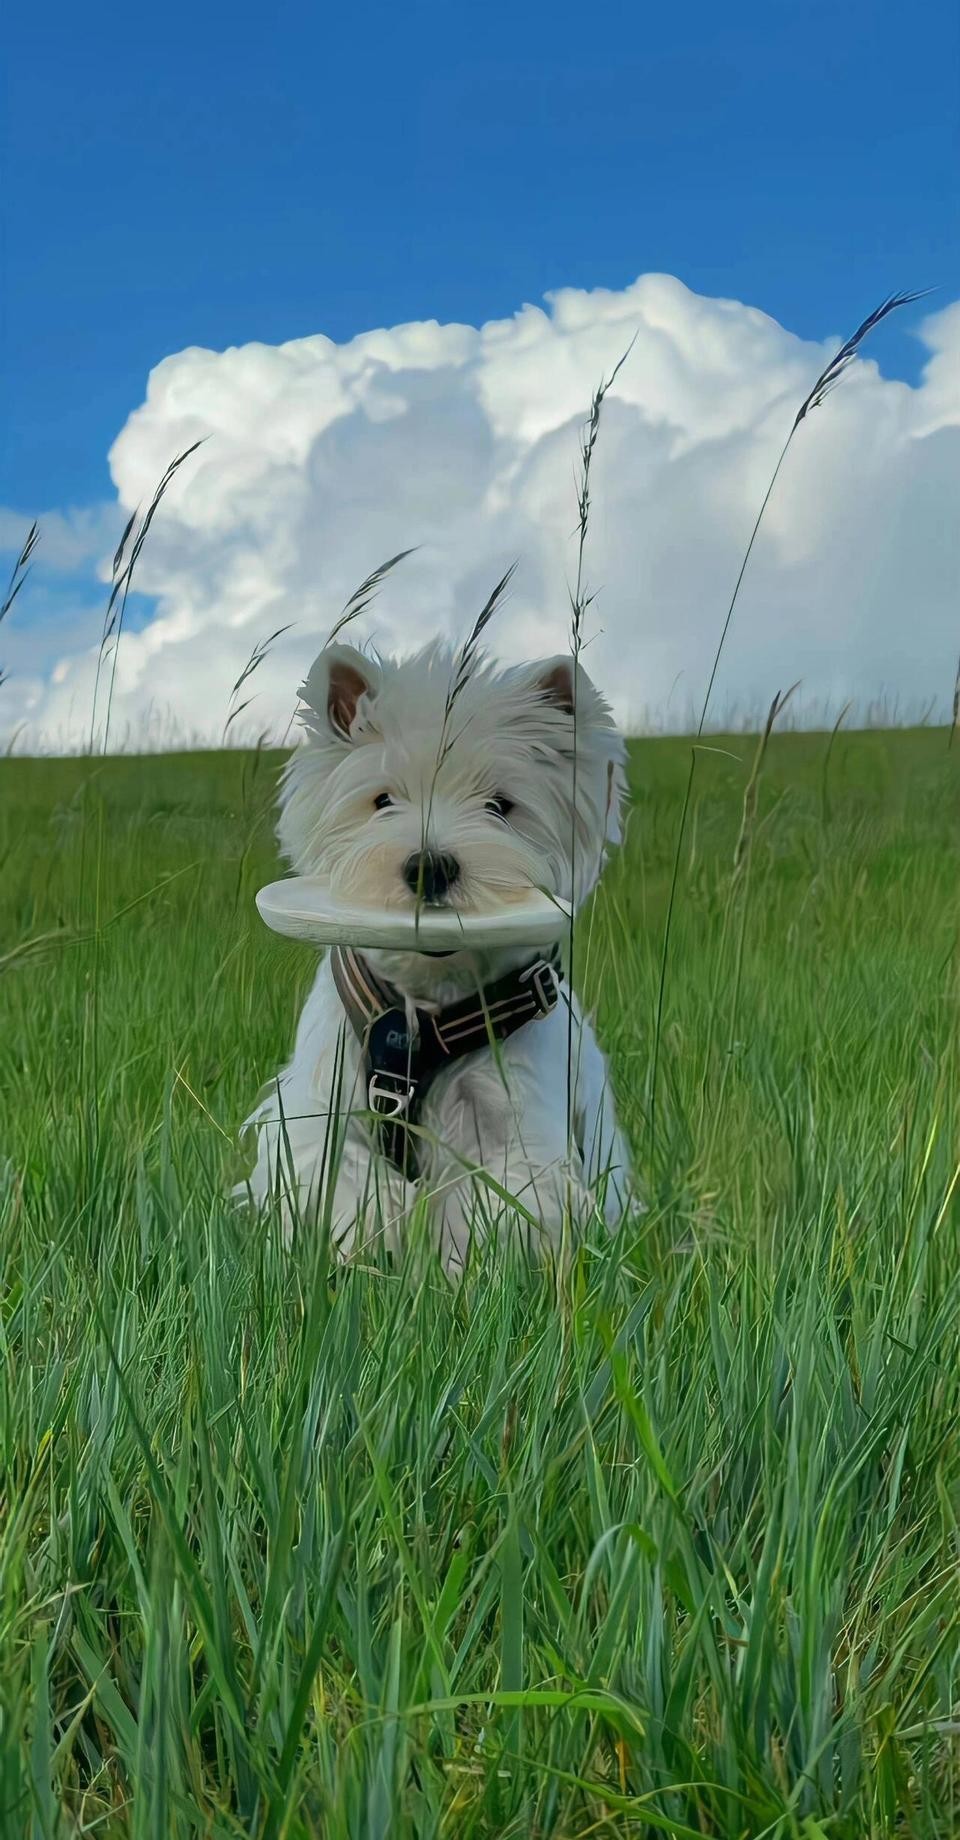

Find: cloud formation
<box><xmin>3</xmin><ymin>275</ymin><xmax>959</xmax><ymax>747</ymax></box>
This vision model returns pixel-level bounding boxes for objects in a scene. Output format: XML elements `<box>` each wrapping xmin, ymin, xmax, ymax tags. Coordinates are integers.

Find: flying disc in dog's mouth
<box><xmin>255</xmin><ymin>877</ymin><xmax>571</xmax><ymax>953</ymax></box>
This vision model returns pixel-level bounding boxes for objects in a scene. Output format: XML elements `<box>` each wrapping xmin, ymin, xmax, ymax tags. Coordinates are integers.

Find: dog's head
<box><xmin>278</xmin><ymin>640</ymin><xmax>625</xmax><ymax>915</ymax></box>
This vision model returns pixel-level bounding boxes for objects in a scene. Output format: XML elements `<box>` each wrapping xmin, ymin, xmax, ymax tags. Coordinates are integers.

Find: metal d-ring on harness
<box><xmin>330</xmin><ymin>944</ymin><xmax>564</xmax><ymax>1179</ymax></box>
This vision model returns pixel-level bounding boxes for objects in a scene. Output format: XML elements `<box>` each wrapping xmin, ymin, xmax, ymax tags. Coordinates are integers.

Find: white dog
<box><xmin>239</xmin><ymin>640</ymin><xmax>632</xmax><ymax>1272</ymax></box>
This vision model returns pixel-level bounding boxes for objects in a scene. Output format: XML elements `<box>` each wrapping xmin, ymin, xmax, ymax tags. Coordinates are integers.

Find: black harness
<box><xmin>330</xmin><ymin>944</ymin><xmax>563</xmax><ymax>1179</ymax></box>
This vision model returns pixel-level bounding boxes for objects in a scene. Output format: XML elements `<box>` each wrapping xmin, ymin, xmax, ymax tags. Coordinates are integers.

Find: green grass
<box><xmin>2</xmin><ymin>728</ymin><xmax>959</xmax><ymax>1837</ymax></box>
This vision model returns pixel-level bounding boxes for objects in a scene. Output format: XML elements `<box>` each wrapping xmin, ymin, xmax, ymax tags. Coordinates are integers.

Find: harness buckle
<box><xmin>519</xmin><ymin>959</ymin><xmax>561</xmax><ymax>1016</ymax></box>
<box><xmin>368</xmin><ymin>1070</ymin><xmax>416</xmax><ymax>1120</ymax></box>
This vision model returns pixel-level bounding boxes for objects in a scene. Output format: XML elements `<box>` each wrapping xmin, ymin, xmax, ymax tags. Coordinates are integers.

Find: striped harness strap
<box><xmin>330</xmin><ymin>944</ymin><xmax>563</xmax><ymax>1179</ymax></box>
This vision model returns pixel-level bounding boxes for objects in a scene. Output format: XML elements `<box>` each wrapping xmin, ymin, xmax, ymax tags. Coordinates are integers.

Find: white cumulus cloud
<box><xmin>3</xmin><ymin>275</ymin><xmax>959</xmax><ymax>748</ymax></box>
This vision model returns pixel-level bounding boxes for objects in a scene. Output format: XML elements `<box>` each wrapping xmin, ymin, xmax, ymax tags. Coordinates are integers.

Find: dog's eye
<box><xmin>372</xmin><ymin>792</ymin><xmax>393</xmax><ymax>811</ymax></box>
<box><xmin>485</xmin><ymin>794</ymin><xmax>514</xmax><ymax>822</ymax></box>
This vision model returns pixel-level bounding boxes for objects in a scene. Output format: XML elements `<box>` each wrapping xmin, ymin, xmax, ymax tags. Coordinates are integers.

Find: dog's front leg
<box><xmin>422</xmin><ymin>1057</ymin><xmax>590</xmax><ymax>1274</ymax></box>
<box><xmin>241</xmin><ymin>1106</ymin><xmax>412</xmax><ymax>1256</ymax></box>
<box><xmin>237</xmin><ymin>961</ymin><xmax>414</xmax><ymax>1255</ymax></box>
<box><xmin>430</xmin><ymin>1155</ymin><xmax>590</xmax><ymax>1276</ymax></box>
<box><xmin>570</xmin><ymin>1016</ymin><xmax>633</xmax><ymax>1228</ymax></box>
<box><xmin>319</xmin><ymin>1137</ymin><xmax>413</xmax><ymax>1258</ymax></box>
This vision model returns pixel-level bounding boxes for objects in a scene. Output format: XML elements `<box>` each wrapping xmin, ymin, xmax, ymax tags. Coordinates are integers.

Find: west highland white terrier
<box><xmin>239</xmin><ymin>640</ymin><xmax>632</xmax><ymax>1272</ymax></box>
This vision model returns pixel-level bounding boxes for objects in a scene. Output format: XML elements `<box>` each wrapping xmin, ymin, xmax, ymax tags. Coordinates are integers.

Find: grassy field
<box><xmin>1</xmin><ymin>728</ymin><xmax>959</xmax><ymax>1837</ymax></box>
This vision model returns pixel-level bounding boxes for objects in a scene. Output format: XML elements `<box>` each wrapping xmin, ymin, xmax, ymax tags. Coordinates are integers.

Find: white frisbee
<box><xmin>255</xmin><ymin>877</ymin><xmax>572</xmax><ymax>952</ymax></box>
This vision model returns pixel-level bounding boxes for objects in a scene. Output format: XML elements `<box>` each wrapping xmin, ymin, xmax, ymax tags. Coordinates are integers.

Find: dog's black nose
<box><xmin>402</xmin><ymin>850</ymin><xmax>461</xmax><ymax>903</ymax></box>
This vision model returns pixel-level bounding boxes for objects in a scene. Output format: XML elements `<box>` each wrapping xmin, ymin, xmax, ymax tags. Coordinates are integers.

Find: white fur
<box><xmin>238</xmin><ymin>639</ymin><xmax>633</xmax><ymax>1273</ymax></box>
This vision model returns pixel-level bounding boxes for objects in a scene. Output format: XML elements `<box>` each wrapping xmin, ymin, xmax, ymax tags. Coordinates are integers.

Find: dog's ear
<box><xmin>298</xmin><ymin>644</ymin><xmax>382</xmax><ymax>742</ymax></box>
<box><xmin>530</xmin><ymin>657</ymin><xmax>576</xmax><ymax>715</ymax></box>
<box><xmin>526</xmin><ymin>655</ymin><xmax>626</xmax><ymax>846</ymax></box>
<box><xmin>528</xmin><ymin>655</ymin><xmax>619</xmax><ymax>726</ymax></box>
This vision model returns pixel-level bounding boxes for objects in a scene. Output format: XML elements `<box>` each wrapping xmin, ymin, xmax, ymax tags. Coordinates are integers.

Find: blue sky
<box><xmin>2</xmin><ymin>0</ymin><xmax>958</xmax><ymax>745</ymax></box>
<box><xmin>4</xmin><ymin>0</ymin><xmax>957</xmax><ymax>514</ymax></box>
